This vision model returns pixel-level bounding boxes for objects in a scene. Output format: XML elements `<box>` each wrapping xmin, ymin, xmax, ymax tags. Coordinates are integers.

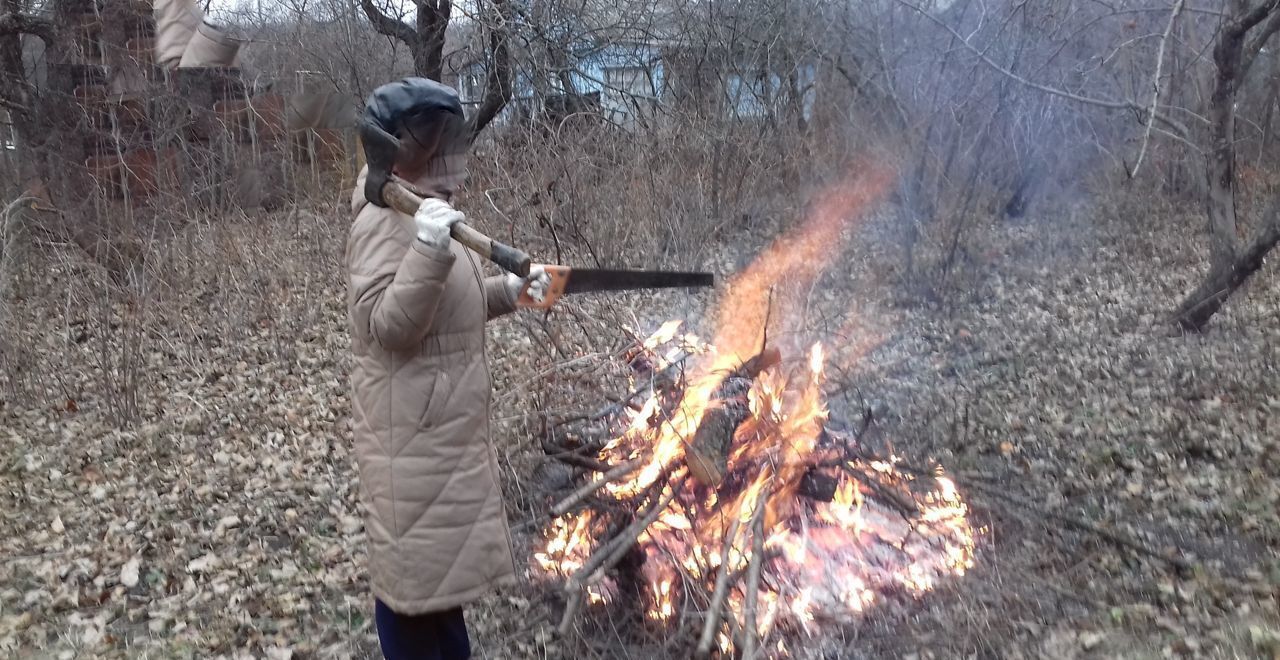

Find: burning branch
<box><xmin>697</xmin><ymin>515</ymin><xmax>744</xmax><ymax>656</ymax></box>
<box><xmin>536</xmin><ymin>170</ymin><xmax>965</xmax><ymax>652</ymax></box>
<box><xmin>535</xmin><ymin>326</ymin><xmax>978</xmax><ymax>656</ymax></box>
<box><xmin>741</xmin><ymin>490</ymin><xmax>769</xmax><ymax>659</ymax></box>
<box><xmin>550</xmin><ymin>459</ymin><xmax>642</xmax><ymax>516</ymax></box>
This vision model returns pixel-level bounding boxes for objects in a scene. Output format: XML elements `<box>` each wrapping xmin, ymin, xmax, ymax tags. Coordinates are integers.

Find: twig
<box><xmin>962</xmin><ymin>476</ymin><xmax>1194</xmax><ymax>573</ymax></box>
<box><xmin>697</xmin><ymin>515</ymin><xmax>744</xmax><ymax>656</ymax></box>
<box><xmin>841</xmin><ymin>464</ymin><xmax>919</xmax><ymax>517</ymax></box>
<box><xmin>556</xmin><ymin>588</ymin><xmax>583</xmax><ymax>636</ymax></box>
<box><xmin>741</xmin><ymin>493</ymin><xmax>769</xmax><ymax>660</ymax></box>
<box><xmin>584</xmin><ymin>476</ymin><xmax>687</xmax><ymax>585</ymax></box>
<box><xmin>551</xmin><ymin>459</ymin><xmax>642</xmax><ymax>516</ymax></box>
<box><xmin>557</xmin><ymin>475</ymin><xmax>684</xmax><ymax>635</ymax></box>
<box><xmin>831</xmin><ymin>433</ymin><xmax>1195</xmax><ymax>572</ymax></box>
<box><xmin>1129</xmin><ymin>0</ymin><xmax>1187</xmax><ymax>178</ymax></box>
<box><xmin>553</xmin><ymin>352</ymin><xmax>692</xmax><ymax>427</ymax></box>
<box><xmin>540</xmin><ymin>435</ymin><xmax>612</xmax><ymax>473</ymax></box>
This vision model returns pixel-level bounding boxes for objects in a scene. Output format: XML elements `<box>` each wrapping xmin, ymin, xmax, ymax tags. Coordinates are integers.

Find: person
<box><xmin>345</xmin><ymin>77</ymin><xmax>550</xmax><ymax>660</ymax></box>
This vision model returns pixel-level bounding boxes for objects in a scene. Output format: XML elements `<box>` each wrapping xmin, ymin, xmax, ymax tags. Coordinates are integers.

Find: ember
<box><xmin>535</xmin><ymin>169</ymin><xmax>977</xmax><ymax>656</ymax></box>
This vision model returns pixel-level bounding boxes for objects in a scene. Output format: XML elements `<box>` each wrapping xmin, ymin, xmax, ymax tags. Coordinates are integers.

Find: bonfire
<box><xmin>534</xmin><ymin>169</ymin><xmax>978</xmax><ymax>657</ymax></box>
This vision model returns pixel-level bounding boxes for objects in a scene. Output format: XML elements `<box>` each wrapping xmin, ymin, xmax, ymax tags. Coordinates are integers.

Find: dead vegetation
<box><xmin>0</xmin><ymin>171</ymin><xmax>1277</xmax><ymax>658</ymax></box>
<box><xmin>3</xmin><ymin>0</ymin><xmax>1280</xmax><ymax>656</ymax></box>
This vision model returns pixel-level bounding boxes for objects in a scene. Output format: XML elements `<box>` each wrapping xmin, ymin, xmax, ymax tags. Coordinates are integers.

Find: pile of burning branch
<box><xmin>535</xmin><ymin>321</ymin><xmax>977</xmax><ymax>657</ymax></box>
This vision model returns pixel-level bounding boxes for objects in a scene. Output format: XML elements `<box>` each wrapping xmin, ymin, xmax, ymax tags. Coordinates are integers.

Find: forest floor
<box><xmin>1</xmin><ymin>187</ymin><xmax>1277</xmax><ymax>659</ymax></box>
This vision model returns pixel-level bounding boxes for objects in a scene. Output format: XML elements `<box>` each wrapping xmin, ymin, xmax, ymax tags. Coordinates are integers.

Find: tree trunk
<box><xmin>413</xmin><ymin>0</ymin><xmax>449</xmax><ymax>81</ymax></box>
<box><xmin>1260</xmin><ymin>55</ymin><xmax>1280</xmax><ymax>157</ymax></box>
<box><xmin>1173</xmin><ymin>4</ymin><xmax>1280</xmax><ymax>330</ymax></box>
<box><xmin>359</xmin><ymin>0</ymin><xmax>509</xmax><ymax>138</ymax></box>
<box><xmin>465</xmin><ymin>0</ymin><xmax>513</xmax><ymax>139</ymax></box>
<box><xmin>1174</xmin><ymin>203</ymin><xmax>1280</xmax><ymax>330</ymax></box>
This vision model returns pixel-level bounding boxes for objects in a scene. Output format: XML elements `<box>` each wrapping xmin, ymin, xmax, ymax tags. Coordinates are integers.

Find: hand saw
<box><xmin>517</xmin><ymin>265</ymin><xmax>714</xmax><ymax>310</ymax></box>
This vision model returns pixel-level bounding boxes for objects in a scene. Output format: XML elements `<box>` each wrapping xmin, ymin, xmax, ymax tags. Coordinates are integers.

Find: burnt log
<box><xmin>798</xmin><ymin>470</ymin><xmax>838</xmax><ymax>502</ymax></box>
<box><xmin>686</xmin><ymin>348</ymin><xmax>781</xmax><ymax>487</ymax></box>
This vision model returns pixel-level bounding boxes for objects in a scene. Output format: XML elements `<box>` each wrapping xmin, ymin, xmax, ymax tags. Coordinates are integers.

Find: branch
<box><xmin>1130</xmin><ymin>0</ymin><xmax>1186</xmax><ymax>179</ymax></box>
<box><xmin>1242</xmin><ymin>5</ymin><xmax>1280</xmax><ymax>73</ymax></box>
<box><xmin>466</xmin><ymin>0</ymin><xmax>513</xmax><ymax>140</ymax></box>
<box><xmin>893</xmin><ymin>0</ymin><xmax>1199</xmax><ymax>148</ymax></box>
<box><xmin>357</xmin><ymin>0</ymin><xmax>417</xmax><ymax>47</ymax></box>
<box><xmin>696</xmin><ymin>514</ymin><xmax>743</xmax><ymax>656</ymax></box>
<box><xmin>0</xmin><ymin>11</ymin><xmax>55</xmax><ymax>43</ymax></box>
<box><xmin>1233</xmin><ymin>0</ymin><xmax>1280</xmax><ymax>36</ymax></box>
<box><xmin>892</xmin><ymin>0</ymin><xmax>1135</xmax><ymax>111</ymax></box>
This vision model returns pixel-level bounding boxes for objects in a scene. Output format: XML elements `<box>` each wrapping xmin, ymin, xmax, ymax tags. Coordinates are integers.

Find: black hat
<box><xmin>363</xmin><ymin>77</ymin><xmax>464</xmax><ymax>137</ymax></box>
<box><xmin>360</xmin><ymin>78</ymin><xmax>469</xmax><ymax>207</ymax></box>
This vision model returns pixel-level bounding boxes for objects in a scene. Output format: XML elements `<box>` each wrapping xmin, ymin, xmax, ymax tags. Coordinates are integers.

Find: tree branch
<box><xmin>1130</xmin><ymin>0</ymin><xmax>1186</xmax><ymax>178</ymax></box>
<box><xmin>1242</xmin><ymin>6</ymin><xmax>1280</xmax><ymax>73</ymax></box>
<box><xmin>466</xmin><ymin>0</ymin><xmax>513</xmax><ymax>140</ymax></box>
<box><xmin>1233</xmin><ymin>0</ymin><xmax>1280</xmax><ymax>36</ymax></box>
<box><xmin>357</xmin><ymin>0</ymin><xmax>417</xmax><ymax>47</ymax></box>
<box><xmin>0</xmin><ymin>11</ymin><xmax>55</xmax><ymax>43</ymax></box>
<box><xmin>893</xmin><ymin>0</ymin><xmax>1196</xmax><ymax>146</ymax></box>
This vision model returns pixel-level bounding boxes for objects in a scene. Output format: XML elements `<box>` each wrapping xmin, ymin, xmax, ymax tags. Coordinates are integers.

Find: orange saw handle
<box><xmin>517</xmin><ymin>264</ymin><xmax>570</xmax><ymax>310</ymax></box>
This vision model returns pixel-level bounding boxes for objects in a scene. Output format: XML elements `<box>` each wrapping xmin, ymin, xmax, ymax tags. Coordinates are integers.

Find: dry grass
<box><xmin>1</xmin><ymin>151</ymin><xmax>1278</xmax><ymax>659</ymax></box>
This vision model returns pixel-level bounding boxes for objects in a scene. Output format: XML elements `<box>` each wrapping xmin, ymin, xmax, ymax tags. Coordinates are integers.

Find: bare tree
<box><xmin>0</xmin><ymin>0</ymin><xmax>58</xmax><ymax>175</ymax></box>
<box><xmin>1173</xmin><ymin>0</ymin><xmax>1280</xmax><ymax>330</ymax></box>
<box><xmin>357</xmin><ymin>0</ymin><xmax>514</xmax><ymax>137</ymax></box>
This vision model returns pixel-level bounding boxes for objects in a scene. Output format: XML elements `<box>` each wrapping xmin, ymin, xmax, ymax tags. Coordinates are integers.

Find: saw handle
<box><xmin>517</xmin><ymin>264</ymin><xmax>570</xmax><ymax>310</ymax></box>
<box><xmin>382</xmin><ymin>181</ymin><xmax>532</xmax><ymax>277</ymax></box>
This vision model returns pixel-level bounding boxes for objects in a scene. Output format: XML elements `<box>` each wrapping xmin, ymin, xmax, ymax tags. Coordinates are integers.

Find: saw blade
<box><xmin>561</xmin><ymin>269</ymin><xmax>714</xmax><ymax>294</ymax></box>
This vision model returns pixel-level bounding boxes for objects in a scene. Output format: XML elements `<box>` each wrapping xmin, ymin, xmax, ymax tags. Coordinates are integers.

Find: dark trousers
<box><xmin>375</xmin><ymin>599</ymin><xmax>471</xmax><ymax>660</ymax></box>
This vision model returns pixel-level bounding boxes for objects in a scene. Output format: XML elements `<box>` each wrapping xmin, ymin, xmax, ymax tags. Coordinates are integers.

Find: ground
<box><xmin>0</xmin><ymin>192</ymin><xmax>1277</xmax><ymax>659</ymax></box>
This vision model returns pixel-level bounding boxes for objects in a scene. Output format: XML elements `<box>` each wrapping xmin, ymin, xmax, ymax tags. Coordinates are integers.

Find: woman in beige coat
<box><xmin>346</xmin><ymin>78</ymin><xmax>548</xmax><ymax>660</ymax></box>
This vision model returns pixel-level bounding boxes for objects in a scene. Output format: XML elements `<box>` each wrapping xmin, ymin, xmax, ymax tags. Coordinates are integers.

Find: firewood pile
<box><xmin>534</xmin><ymin>323</ymin><xmax>978</xmax><ymax>657</ymax></box>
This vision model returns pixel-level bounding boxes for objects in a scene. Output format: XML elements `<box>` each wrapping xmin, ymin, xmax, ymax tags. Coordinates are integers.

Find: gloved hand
<box><xmin>505</xmin><ymin>264</ymin><xmax>552</xmax><ymax>304</ymax></box>
<box><xmin>414</xmin><ymin>198</ymin><xmax>465</xmax><ymax>250</ymax></box>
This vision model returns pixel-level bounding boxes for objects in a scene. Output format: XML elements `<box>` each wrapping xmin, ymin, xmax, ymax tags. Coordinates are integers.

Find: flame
<box><xmin>534</xmin><ymin>169</ymin><xmax>976</xmax><ymax>655</ymax></box>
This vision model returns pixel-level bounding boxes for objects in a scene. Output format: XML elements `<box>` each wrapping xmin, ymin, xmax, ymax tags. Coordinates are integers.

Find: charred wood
<box><xmin>686</xmin><ymin>348</ymin><xmax>781</xmax><ymax>487</ymax></box>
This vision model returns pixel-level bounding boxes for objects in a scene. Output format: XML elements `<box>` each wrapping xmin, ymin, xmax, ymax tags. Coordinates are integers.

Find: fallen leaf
<box><xmin>186</xmin><ymin>553</ymin><xmax>219</xmax><ymax>574</ymax></box>
<box><xmin>120</xmin><ymin>556</ymin><xmax>140</xmax><ymax>588</ymax></box>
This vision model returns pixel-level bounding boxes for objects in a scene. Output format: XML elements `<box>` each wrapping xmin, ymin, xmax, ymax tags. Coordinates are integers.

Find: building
<box><xmin>444</xmin><ymin>16</ymin><xmax>817</xmax><ymax>129</ymax></box>
<box><xmin>37</xmin><ymin>0</ymin><xmax>353</xmax><ymax>208</ymax></box>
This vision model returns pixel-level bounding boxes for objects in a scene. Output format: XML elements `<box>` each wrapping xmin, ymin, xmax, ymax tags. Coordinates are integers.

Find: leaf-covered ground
<box><xmin>1</xmin><ymin>194</ymin><xmax>1277</xmax><ymax>659</ymax></box>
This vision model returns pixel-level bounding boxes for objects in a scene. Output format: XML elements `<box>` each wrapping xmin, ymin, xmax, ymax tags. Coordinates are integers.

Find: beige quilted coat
<box><xmin>346</xmin><ymin>168</ymin><xmax>518</xmax><ymax>614</ymax></box>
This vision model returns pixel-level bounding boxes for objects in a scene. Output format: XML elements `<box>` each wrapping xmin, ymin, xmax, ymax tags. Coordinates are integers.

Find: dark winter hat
<box><xmin>360</xmin><ymin>78</ymin><xmax>470</xmax><ymax>206</ymax></box>
<box><xmin>363</xmin><ymin>77</ymin><xmax>464</xmax><ymax>136</ymax></box>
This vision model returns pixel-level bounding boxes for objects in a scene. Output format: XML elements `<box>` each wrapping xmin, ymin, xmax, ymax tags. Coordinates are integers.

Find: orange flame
<box><xmin>533</xmin><ymin>168</ymin><xmax>975</xmax><ymax>656</ymax></box>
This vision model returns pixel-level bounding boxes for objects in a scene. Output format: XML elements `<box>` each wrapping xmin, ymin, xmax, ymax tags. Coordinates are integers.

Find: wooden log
<box><xmin>686</xmin><ymin>348</ymin><xmax>781</xmax><ymax>488</ymax></box>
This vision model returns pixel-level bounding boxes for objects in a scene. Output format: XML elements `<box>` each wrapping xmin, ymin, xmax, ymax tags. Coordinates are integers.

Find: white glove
<box><xmin>414</xmin><ymin>198</ymin><xmax>464</xmax><ymax>250</ymax></box>
<box><xmin>506</xmin><ymin>264</ymin><xmax>551</xmax><ymax>304</ymax></box>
